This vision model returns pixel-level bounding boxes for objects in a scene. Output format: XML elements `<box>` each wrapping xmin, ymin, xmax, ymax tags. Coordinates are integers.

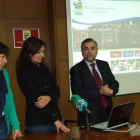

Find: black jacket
<box><xmin>70</xmin><ymin>59</ymin><xmax>119</xmax><ymax>125</ymax></box>
<box><xmin>17</xmin><ymin>63</ymin><xmax>62</xmax><ymax>126</ymax></box>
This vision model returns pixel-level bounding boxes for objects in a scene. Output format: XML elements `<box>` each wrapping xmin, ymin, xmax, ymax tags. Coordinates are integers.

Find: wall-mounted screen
<box><xmin>66</xmin><ymin>0</ymin><xmax>140</xmax><ymax>95</ymax></box>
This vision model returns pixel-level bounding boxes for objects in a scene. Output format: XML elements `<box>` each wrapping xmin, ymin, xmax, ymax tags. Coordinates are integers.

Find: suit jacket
<box><xmin>17</xmin><ymin>63</ymin><xmax>62</xmax><ymax>126</ymax></box>
<box><xmin>70</xmin><ymin>59</ymin><xmax>119</xmax><ymax>126</ymax></box>
<box><xmin>3</xmin><ymin>68</ymin><xmax>20</xmax><ymax>135</ymax></box>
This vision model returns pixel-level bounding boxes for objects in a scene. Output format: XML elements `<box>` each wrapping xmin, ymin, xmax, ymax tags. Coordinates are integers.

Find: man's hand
<box><xmin>12</xmin><ymin>130</ymin><xmax>23</xmax><ymax>139</ymax></box>
<box><xmin>34</xmin><ymin>96</ymin><xmax>51</xmax><ymax>108</ymax></box>
<box><xmin>100</xmin><ymin>85</ymin><xmax>113</xmax><ymax>96</ymax></box>
<box><xmin>54</xmin><ymin>120</ymin><xmax>70</xmax><ymax>133</ymax></box>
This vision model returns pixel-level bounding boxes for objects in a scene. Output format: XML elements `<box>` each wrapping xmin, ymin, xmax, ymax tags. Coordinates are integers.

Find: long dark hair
<box><xmin>0</xmin><ymin>42</ymin><xmax>10</xmax><ymax>56</ymax></box>
<box><xmin>16</xmin><ymin>37</ymin><xmax>45</xmax><ymax>71</ymax></box>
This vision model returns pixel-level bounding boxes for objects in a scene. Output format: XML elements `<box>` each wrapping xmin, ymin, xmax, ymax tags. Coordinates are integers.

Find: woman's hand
<box><xmin>34</xmin><ymin>96</ymin><xmax>51</xmax><ymax>108</ymax></box>
<box><xmin>12</xmin><ymin>130</ymin><xmax>23</xmax><ymax>139</ymax></box>
<box><xmin>54</xmin><ymin>120</ymin><xmax>70</xmax><ymax>133</ymax></box>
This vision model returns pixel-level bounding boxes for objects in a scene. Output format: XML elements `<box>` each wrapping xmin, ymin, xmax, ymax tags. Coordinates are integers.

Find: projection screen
<box><xmin>66</xmin><ymin>0</ymin><xmax>140</xmax><ymax>95</ymax></box>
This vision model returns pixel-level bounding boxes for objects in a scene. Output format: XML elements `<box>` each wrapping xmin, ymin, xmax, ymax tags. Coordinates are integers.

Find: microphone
<box><xmin>71</xmin><ymin>94</ymin><xmax>91</xmax><ymax>114</ymax></box>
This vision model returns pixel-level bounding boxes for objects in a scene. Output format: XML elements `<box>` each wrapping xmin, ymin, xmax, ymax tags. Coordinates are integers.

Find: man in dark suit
<box><xmin>70</xmin><ymin>38</ymin><xmax>119</xmax><ymax>126</ymax></box>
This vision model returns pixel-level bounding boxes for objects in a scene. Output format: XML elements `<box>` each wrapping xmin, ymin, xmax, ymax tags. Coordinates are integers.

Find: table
<box><xmin>6</xmin><ymin>125</ymin><xmax>140</xmax><ymax>140</ymax></box>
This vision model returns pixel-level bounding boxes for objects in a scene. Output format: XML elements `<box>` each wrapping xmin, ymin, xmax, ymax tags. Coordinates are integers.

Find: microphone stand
<box><xmin>81</xmin><ymin>112</ymin><xmax>100</xmax><ymax>140</ymax></box>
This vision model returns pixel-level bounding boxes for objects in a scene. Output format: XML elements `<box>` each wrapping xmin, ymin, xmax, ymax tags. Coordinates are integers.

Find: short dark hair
<box><xmin>81</xmin><ymin>38</ymin><xmax>98</xmax><ymax>49</ymax></box>
<box><xmin>16</xmin><ymin>36</ymin><xmax>45</xmax><ymax>70</ymax></box>
<box><xmin>0</xmin><ymin>42</ymin><xmax>10</xmax><ymax>56</ymax></box>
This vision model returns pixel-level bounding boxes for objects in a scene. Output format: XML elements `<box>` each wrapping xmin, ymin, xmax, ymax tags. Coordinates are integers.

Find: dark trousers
<box><xmin>100</xmin><ymin>106</ymin><xmax>111</xmax><ymax>122</ymax></box>
<box><xmin>0</xmin><ymin>119</ymin><xmax>8</xmax><ymax>140</ymax></box>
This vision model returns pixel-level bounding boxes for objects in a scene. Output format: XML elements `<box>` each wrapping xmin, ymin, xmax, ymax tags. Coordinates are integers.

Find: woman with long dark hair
<box><xmin>16</xmin><ymin>37</ymin><xmax>70</xmax><ymax>134</ymax></box>
<box><xmin>0</xmin><ymin>42</ymin><xmax>22</xmax><ymax>139</ymax></box>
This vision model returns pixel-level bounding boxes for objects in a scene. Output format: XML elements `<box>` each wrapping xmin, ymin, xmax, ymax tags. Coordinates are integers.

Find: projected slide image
<box><xmin>111</xmin><ymin>60</ymin><xmax>127</xmax><ymax>72</ymax></box>
<box><xmin>72</xmin><ymin>21</ymin><xmax>140</xmax><ymax>51</ymax></box>
<box><xmin>127</xmin><ymin>59</ymin><xmax>140</xmax><ymax>71</ymax></box>
<box><xmin>111</xmin><ymin>59</ymin><xmax>140</xmax><ymax>72</ymax></box>
<box><xmin>74</xmin><ymin>33</ymin><xmax>88</xmax><ymax>50</ymax></box>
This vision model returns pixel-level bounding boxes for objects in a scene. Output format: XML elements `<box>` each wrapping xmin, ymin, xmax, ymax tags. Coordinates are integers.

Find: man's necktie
<box><xmin>90</xmin><ymin>63</ymin><xmax>109</xmax><ymax>108</ymax></box>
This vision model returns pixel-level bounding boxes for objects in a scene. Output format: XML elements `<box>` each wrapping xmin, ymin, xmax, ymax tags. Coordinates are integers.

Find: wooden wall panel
<box><xmin>16</xmin><ymin>107</ymin><xmax>26</xmax><ymax>135</ymax></box>
<box><xmin>112</xmin><ymin>95</ymin><xmax>133</xmax><ymax>106</ymax></box>
<box><xmin>0</xmin><ymin>0</ymin><xmax>5</xmax><ymax>18</ymax></box>
<box><xmin>56</xmin><ymin>17</ymin><xmax>68</xmax><ymax>60</ymax></box>
<box><xmin>55</xmin><ymin>0</ymin><xmax>66</xmax><ymax>16</ymax></box>
<box><xmin>47</xmin><ymin>0</ymin><xmax>57</xmax><ymax>76</ymax></box>
<box><xmin>8</xmin><ymin>63</ymin><xmax>26</xmax><ymax>107</ymax></box>
<box><xmin>133</xmin><ymin>94</ymin><xmax>140</xmax><ymax>123</ymax></box>
<box><xmin>60</xmin><ymin>103</ymin><xmax>77</xmax><ymax>128</ymax></box>
<box><xmin>5</xmin><ymin>0</ymin><xmax>48</xmax><ymax>18</ymax></box>
<box><xmin>0</xmin><ymin>19</ymin><xmax>6</xmax><ymax>44</ymax></box>
<box><xmin>58</xmin><ymin>61</ymin><xmax>70</xmax><ymax>104</ymax></box>
<box><xmin>60</xmin><ymin>103</ymin><xmax>77</xmax><ymax>120</ymax></box>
